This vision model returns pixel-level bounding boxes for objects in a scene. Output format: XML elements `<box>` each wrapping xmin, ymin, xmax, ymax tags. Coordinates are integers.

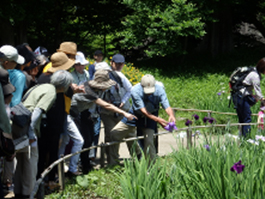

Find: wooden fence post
<box><xmin>58</xmin><ymin>155</ymin><xmax>65</xmax><ymax>190</ymax></box>
<box><xmin>100</xmin><ymin>142</ymin><xmax>106</xmax><ymax>168</ymax></box>
<box><xmin>186</xmin><ymin>128</ymin><xmax>192</xmax><ymax>149</ymax></box>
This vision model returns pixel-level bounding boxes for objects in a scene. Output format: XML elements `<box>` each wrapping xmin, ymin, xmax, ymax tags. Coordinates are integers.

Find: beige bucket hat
<box><xmin>48</xmin><ymin>52</ymin><xmax>75</xmax><ymax>73</ymax></box>
<box><xmin>57</xmin><ymin>42</ymin><xmax>77</xmax><ymax>55</ymax></box>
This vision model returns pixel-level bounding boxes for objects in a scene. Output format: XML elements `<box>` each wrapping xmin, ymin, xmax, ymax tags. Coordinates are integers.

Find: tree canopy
<box><xmin>0</xmin><ymin>0</ymin><xmax>265</xmax><ymax>58</ymax></box>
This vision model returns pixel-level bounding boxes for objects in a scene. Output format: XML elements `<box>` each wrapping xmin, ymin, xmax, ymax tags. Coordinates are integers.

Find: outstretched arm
<box><xmin>95</xmin><ymin>98</ymin><xmax>137</xmax><ymax>121</ymax></box>
<box><xmin>140</xmin><ymin>107</ymin><xmax>168</xmax><ymax>127</ymax></box>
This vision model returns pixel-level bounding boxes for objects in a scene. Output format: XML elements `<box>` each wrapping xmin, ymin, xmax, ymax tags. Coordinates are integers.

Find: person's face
<box><xmin>29</xmin><ymin>67</ymin><xmax>39</xmax><ymax>77</ymax></box>
<box><xmin>74</xmin><ymin>63</ymin><xmax>85</xmax><ymax>74</ymax></box>
<box><xmin>2</xmin><ymin>60</ymin><xmax>17</xmax><ymax>70</ymax></box>
<box><xmin>111</xmin><ymin>61</ymin><xmax>124</xmax><ymax>71</ymax></box>
<box><xmin>94</xmin><ymin>54</ymin><xmax>103</xmax><ymax>62</ymax></box>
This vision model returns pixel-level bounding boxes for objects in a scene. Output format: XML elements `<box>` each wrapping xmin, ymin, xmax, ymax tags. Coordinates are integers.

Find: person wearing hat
<box><xmin>37</xmin><ymin>52</ymin><xmax>80</xmax><ymax>186</ymax></box>
<box><xmin>71</xmin><ymin>51</ymin><xmax>90</xmax><ymax>85</ymax></box>
<box><xmin>0</xmin><ymin>45</ymin><xmax>26</xmax><ymax>108</ymax></box>
<box><xmin>108</xmin><ymin>74</ymin><xmax>175</xmax><ymax>165</ymax></box>
<box><xmin>110</xmin><ymin>53</ymin><xmax>126</xmax><ymax>71</ymax></box>
<box><xmin>70</xmin><ymin>51</ymin><xmax>95</xmax><ymax>172</ymax></box>
<box><xmin>71</xmin><ymin>69</ymin><xmax>136</xmax><ymax>121</ymax></box>
<box><xmin>99</xmin><ymin>53</ymin><xmax>133</xmax><ymax>164</ymax></box>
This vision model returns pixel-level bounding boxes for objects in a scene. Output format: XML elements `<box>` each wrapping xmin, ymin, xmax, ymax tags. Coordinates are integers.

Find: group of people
<box><xmin>0</xmin><ymin>41</ymin><xmax>175</xmax><ymax>198</ymax></box>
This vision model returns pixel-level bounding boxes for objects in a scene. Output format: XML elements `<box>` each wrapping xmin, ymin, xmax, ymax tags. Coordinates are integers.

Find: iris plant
<box><xmin>164</xmin><ymin>122</ymin><xmax>177</xmax><ymax>132</ymax></box>
<box><xmin>230</xmin><ymin>160</ymin><xmax>245</xmax><ymax>174</ymax></box>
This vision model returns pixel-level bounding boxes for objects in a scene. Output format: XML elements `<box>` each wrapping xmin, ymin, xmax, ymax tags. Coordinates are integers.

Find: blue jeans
<box><xmin>89</xmin><ymin>117</ymin><xmax>101</xmax><ymax>159</ymax></box>
<box><xmin>234</xmin><ymin>95</ymin><xmax>252</xmax><ymax>137</ymax></box>
<box><xmin>58</xmin><ymin>115</ymin><xmax>84</xmax><ymax>173</ymax></box>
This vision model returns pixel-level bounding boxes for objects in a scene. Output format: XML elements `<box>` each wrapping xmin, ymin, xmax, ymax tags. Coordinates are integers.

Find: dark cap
<box><xmin>94</xmin><ymin>50</ymin><xmax>104</xmax><ymax>56</ymax></box>
<box><xmin>112</xmin><ymin>54</ymin><xmax>125</xmax><ymax>63</ymax></box>
<box><xmin>16</xmin><ymin>44</ymin><xmax>36</xmax><ymax>65</ymax></box>
<box><xmin>0</xmin><ymin>68</ymin><xmax>15</xmax><ymax>95</ymax></box>
<box><xmin>0</xmin><ymin>52</ymin><xmax>6</xmax><ymax>59</ymax></box>
<box><xmin>34</xmin><ymin>46</ymin><xmax>51</xmax><ymax>57</ymax></box>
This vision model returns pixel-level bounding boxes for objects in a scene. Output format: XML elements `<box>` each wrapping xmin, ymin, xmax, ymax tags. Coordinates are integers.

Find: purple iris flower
<box><xmin>164</xmin><ymin>122</ymin><xmax>177</xmax><ymax>132</ymax></box>
<box><xmin>208</xmin><ymin>117</ymin><xmax>216</xmax><ymax>124</ymax></box>
<box><xmin>203</xmin><ymin>117</ymin><xmax>209</xmax><ymax>124</ymax></box>
<box><xmin>203</xmin><ymin>144</ymin><xmax>210</xmax><ymax>151</ymax></box>
<box><xmin>193</xmin><ymin>114</ymin><xmax>199</xmax><ymax>120</ymax></box>
<box><xmin>217</xmin><ymin>92</ymin><xmax>221</xmax><ymax>96</ymax></box>
<box><xmin>230</xmin><ymin>160</ymin><xmax>245</xmax><ymax>174</ymax></box>
<box><xmin>185</xmin><ymin>119</ymin><xmax>193</xmax><ymax>126</ymax></box>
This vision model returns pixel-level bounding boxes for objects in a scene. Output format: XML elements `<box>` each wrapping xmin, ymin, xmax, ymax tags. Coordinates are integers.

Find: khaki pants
<box><xmin>109</xmin><ymin>121</ymin><xmax>141</xmax><ymax>165</ymax></box>
<box><xmin>14</xmin><ymin>145</ymin><xmax>38</xmax><ymax>196</ymax></box>
<box><xmin>101</xmin><ymin>113</ymin><xmax>123</xmax><ymax>163</ymax></box>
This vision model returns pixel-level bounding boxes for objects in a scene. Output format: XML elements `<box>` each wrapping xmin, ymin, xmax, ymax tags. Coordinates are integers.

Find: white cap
<box><xmin>75</xmin><ymin>51</ymin><xmax>89</xmax><ymax>65</ymax></box>
<box><xmin>0</xmin><ymin>45</ymin><xmax>25</xmax><ymax>65</ymax></box>
<box><xmin>141</xmin><ymin>74</ymin><xmax>156</xmax><ymax>94</ymax></box>
<box><xmin>95</xmin><ymin>61</ymin><xmax>111</xmax><ymax>71</ymax></box>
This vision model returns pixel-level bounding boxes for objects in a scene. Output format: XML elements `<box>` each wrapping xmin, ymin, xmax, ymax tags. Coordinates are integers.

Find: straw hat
<box><xmin>57</xmin><ymin>42</ymin><xmax>77</xmax><ymax>55</ymax></box>
<box><xmin>48</xmin><ymin>52</ymin><xmax>75</xmax><ymax>73</ymax></box>
<box><xmin>88</xmin><ymin>69</ymin><xmax>116</xmax><ymax>90</ymax></box>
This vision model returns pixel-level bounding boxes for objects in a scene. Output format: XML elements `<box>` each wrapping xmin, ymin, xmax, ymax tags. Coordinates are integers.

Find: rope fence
<box><xmin>30</xmin><ymin>108</ymin><xmax>260</xmax><ymax>199</ymax></box>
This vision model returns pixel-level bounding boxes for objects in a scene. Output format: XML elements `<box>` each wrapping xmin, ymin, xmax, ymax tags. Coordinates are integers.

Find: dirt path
<box><xmin>96</xmin><ymin>128</ymin><xmax>206</xmax><ymax>160</ymax></box>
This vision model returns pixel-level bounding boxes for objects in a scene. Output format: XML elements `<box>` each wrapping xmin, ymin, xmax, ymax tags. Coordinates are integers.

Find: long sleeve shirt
<box><xmin>240</xmin><ymin>67</ymin><xmax>263</xmax><ymax>100</ymax></box>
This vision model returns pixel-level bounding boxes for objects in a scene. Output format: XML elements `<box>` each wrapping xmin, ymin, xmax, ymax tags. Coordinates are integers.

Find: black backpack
<box><xmin>228</xmin><ymin>66</ymin><xmax>255</xmax><ymax>107</ymax></box>
<box><xmin>229</xmin><ymin>66</ymin><xmax>255</xmax><ymax>93</ymax></box>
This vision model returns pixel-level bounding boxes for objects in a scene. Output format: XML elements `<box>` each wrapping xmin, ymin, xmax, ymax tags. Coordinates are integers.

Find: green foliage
<box><xmin>117</xmin><ymin>136</ymin><xmax>265</xmax><ymax>199</ymax></box>
<box><xmin>120</xmin><ymin>0</ymin><xmax>206</xmax><ymax>57</ymax></box>
<box><xmin>45</xmin><ymin>168</ymin><xmax>123</xmax><ymax>199</ymax></box>
<box><xmin>118</xmin><ymin>156</ymin><xmax>172</xmax><ymax>199</ymax></box>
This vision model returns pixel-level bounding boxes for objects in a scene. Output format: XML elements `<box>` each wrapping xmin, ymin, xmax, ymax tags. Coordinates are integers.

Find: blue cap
<box><xmin>112</xmin><ymin>54</ymin><xmax>125</xmax><ymax>63</ymax></box>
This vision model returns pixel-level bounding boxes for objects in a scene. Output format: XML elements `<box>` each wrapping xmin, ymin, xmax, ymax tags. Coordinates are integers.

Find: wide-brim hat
<box><xmin>48</xmin><ymin>52</ymin><xmax>75</xmax><ymax>73</ymax></box>
<box><xmin>75</xmin><ymin>51</ymin><xmax>89</xmax><ymax>65</ymax></box>
<box><xmin>88</xmin><ymin>69</ymin><xmax>116</xmax><ymax>90</ymax></box>
<box><xmin>57</xmin><ymin>42</ymin><xmax>77</xmax><ymax>55</ymax></box>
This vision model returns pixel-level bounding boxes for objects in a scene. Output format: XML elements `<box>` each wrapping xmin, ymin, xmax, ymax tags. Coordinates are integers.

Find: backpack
<box><xmin>101</xmin><ymin>71</ymin><xmax>130</xmax><ymax>114</ymax></box>
<box><xmin>228</xmin><ymin>66</ymin><xmax>255</xmax><ymax>107</ymax></box>
<box><xmin>229</xmin><ymin>66</ymin><xmax>255</xmax><ymax>93</ymax></box>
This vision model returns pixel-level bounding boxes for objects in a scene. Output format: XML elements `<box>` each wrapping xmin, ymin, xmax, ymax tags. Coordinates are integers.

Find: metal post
<box><xmin>58</xmin><ymin>155</ymin><xmax>65</xmax><ymax>190</ymax></box>
<box><xmin>100</xmin><ymin>142</ymin><xmax>106</xmax><ymax>168</ymax></box>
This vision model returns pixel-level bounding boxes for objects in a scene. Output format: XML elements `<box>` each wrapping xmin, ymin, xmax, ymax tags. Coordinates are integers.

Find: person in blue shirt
<box><xmin>108</xmin><ymin>74</ymin><xmax>176</xmax><ymax>165</ymax></box>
